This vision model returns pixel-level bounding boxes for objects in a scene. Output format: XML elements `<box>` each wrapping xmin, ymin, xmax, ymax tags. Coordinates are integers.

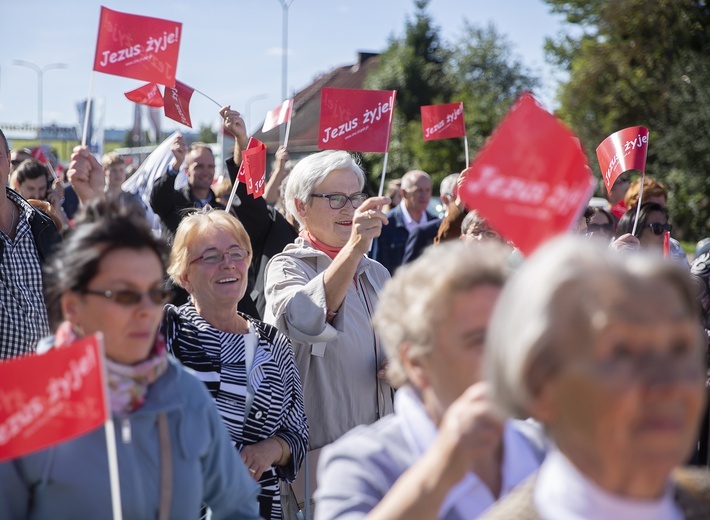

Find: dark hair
<box><xmin>592</xmin><ymin>206</ymin><xmax>615</xmax><ymax>227</ymax></box>
<box><xmin>0</xmin><ymin>128</ymin><xmax>8</xmax><ymax>154</ymax></box>
<box><xmin>15</xmin><ymin>159</ymin><xmax>49</xmax><ymax>184</ymax></box>
<box><xmin>615</xmin><ymin>201</ymin><xmax>669</xmax><ymax>239</ymax></box>
<box><xmin>45</xmin><ymin>198</ymin><xmax>170</xmax><ymax>329</ymax></box>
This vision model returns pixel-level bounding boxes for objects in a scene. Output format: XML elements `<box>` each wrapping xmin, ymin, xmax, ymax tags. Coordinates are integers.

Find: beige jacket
<box><xmin>264</xmin><ymin>238</ymin><xmax>394</xmax><ymax>450</ymax></box>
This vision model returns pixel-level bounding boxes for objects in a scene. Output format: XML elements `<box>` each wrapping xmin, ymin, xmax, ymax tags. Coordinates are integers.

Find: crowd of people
<box><xmin>1</xmin><ymin>107</ymin><xmax>710</xmax><ymax>520</ymax></box>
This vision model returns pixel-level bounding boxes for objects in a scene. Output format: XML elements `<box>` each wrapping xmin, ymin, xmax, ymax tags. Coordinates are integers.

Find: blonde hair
<box><xmin>167</xmin><ymin>208</ymin><xmax>252</xmax><ymax>288</ymax></box>
<box><xmin>102</xmin><ymin>152</ymin><xmax>125</xmax><ymax>170</ymax></box>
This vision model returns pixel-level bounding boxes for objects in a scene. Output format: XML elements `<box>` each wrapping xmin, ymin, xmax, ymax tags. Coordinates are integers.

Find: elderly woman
<box><xmin>314</xmin><ymin>241</ymin><xmax>546</xmax><ymax>520</ymax></box>
<box><xmin>163</xmin><ymin>209</ymin><xmax>308</xmax><ymax>520</ymax></box>
<box><xmin>264</xmin><ymin>150</ymin><xmax>394</xmax><ymax>506</ymax></box>
<box><xmin>481</xmin><ymin>236</ymin><xmax>710</xmax><ymax>519</ymax></box>
<box><xmin>460</xmin><ymin>210</ymin><xmax>503</xmax><ymax>244</ymax></box>
<box><xmin>0</xmin><ymin>200</ymin><xmax>261</xmax><ymax>519</ymax></box>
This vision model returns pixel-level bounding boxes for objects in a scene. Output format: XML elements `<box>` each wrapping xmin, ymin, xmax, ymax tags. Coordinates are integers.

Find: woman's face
<box><xmin>297</xmin><ymin>168</ymin><xmax>362</xmax><ymax>248</ymax></box>
<box><xmin>62</xmin><ymin>248</ymin><xmax>165</xmax><ymax>365</ymax></box>
<box><xmin>180</xmin><ymin>225</ymin><xmax>249</xmax><ymax>310</ymax></box>
<box><xmin>414</xmin><ymin>284</ymin><xmax>501</xmax><ymax>419</ymax></box>
<box><xmin>588</xmin><ymin>211</ymin><xmax>614</xmax><ymax>239</ymax></box>
<box><xmin>534</xmin><ymin>277</ymin><xmax>705</xmax><ymax>486</ymax></box>
<box><xmin>638</xmin><ymin>210</ymin><xmax>668</xmax><ymax>250</ymax></box>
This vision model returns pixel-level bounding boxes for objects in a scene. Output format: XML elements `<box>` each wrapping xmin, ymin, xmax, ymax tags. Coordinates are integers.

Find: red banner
<box><xmin>125</xmin><ymin>82</ymin><xmax>164</xmax><ymax>108</ymax></box>
<box><xmin>236</xmin><ymin>138</ymin><xmax>267</xmax><ymax>198</ymax></box>
<box><xmin>420</xmin><ymin>102</ymin><xmax>466</xmax><ymax>141</ymax></box>
<box><xmin>460</xmin><ymin>93</ymin><xmax>595</xmax><ymax>257</ymax></box>
<box><xmin>30</xmin><ymin>146</ymin><xmax>49</xmax><ymax>165</ymax></box>
<box><xmin>262</xmin><ymin>99</ymin><xmax>293</xmax><ymax>133</ymax></box>
<box><xmin>318</xmin><ymin>88</ymin><xmax>396</xmax><ymax>153</ymax></box>
<box><xmin>595</xmin><ymin>126</ymin><xmax>649</xmax><ymax>194</ymax></box>
<box><xmin>93</xmin><ymin>7</ymin><xmax>182</xmax><ymax>87</ymax></box>
<box><xmin>163</xmin><ymin>80</ymin><xmax>194</xmax><ymax>127</ymax></box>
<box><xmin>0</xmin><ymin>335</ymin><xmax>108</xmax><ymax>462</ymax></box>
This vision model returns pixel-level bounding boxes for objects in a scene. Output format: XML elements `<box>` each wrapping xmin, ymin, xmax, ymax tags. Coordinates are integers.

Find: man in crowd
<box><xmin>372</xmin><ymin>169</ymin><xmax>436</xmax><ymax>273</ymax></box>
<box><xmin>0</xmin><ymin>129</ymin><xmax>62</xmax><ymax>359</ymax></box>
<box><xmin>150</xmin><ymin>136</ymin><xmax>222</xmax><ymax>242</ymax></box>
<box><xmin>9</xmin><ymin>148</ymin><xmax>32</xmax><ymax>174</ymax></box>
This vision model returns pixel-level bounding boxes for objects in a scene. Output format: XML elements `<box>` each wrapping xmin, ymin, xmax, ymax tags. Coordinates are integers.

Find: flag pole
<box><xmin>631</xmin><ymin>171</ymin><xmax>645</xmax><ymax>237</ymax></box>
<box><xmin>193</xmin><ymin>88</ymin><xmax>222</xmax><ymax>109</ymax></box>
<box><xmin>81</xmin><ymin>72</ymin><xmax>96</xmax><ymax>147</ymax></box>
<box><xmin>283</xmin><ymin>115</ymin><xmax>293</xmax><ymax>148</ymax></box>
<box><xmin>463</xmin><ymin>135</ymin><xmax>470</xmax><ymax>167</ymax></box>
<box><xmin>377</xmin><ymin>91</ymin><xmax>397</xmax><ymax>198</ymax></box>
<box><xmin>226</xmin><ymin>176</ymin><xmax>240</xmax><ymax>212</ymax></box>
<box><xmin>378</xmin><ymin>153</ymin><xmax>389</xmax><ymax>198</ymax></box>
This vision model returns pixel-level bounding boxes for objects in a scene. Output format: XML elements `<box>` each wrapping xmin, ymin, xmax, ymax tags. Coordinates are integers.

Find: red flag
<box><xmin>125</xmin><ymin>83</ymin><xmax>164</xmax><ymax>108</ymax></box>
<box><xmin>318</xmin><ymin>88</ymin><xmax>396</xmax><ymax>153</ymax></box>
<box><xmin>30</xmin><ymin>146</ymin><xmax>48</xmax><ymax>165</ymax></box>
<box><xmin>420</xmin><ymin>102</ymin><xmax>466</xmax><ymax>141</ymax></box>
<box><xmin>596</xmin><ymin>126</ymin><xmax>649</xmax><ymax>194</ymax></box>
<box><xmin>460</xmin><ymin>93</ymin><xmax>595</xmax><ymax>257</ymax></box>
<box><xmin>236</xmin><ymin>138</ymin><xmax>267</xmax><ymax>198</ymax></box>
<box><xmin>0</xmin><ymin>335</ymin><xmax>108</xmax><ymax>462</ymax></box>
<box><xmin>262</xmin><ymin>100</ymin><xmax>293</xmax><ymax>133</ymax></box>
<box><xmin>663</xmin><ymin>231</ymin><xmax>671</xmax><ymax>259</ymax></box>
<box><xmin>93</xmin><ymin>7</ymin><xmax>182</xmax><ymax>87</ymax></box>
<box><xmin>163</xmin><ymin>80</ymin><xmax>194</xmax><ymax>127</ymax></box>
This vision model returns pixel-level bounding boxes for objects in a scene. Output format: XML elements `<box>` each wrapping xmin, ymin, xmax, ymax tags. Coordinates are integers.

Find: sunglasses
<box><xmin>310</xmin><ymin>192</ymin><xmax>368</xmax><ymax>210</ymax></box>
<box><xmin>190</xmin><ymin>246</ymin><xmax>249</xmax><ymax>265</ymax></box>
<box><xmin>586</xmin><ymin>223</ymin><xmax>614</xmax><ymax>235</ymax></box>
<box><xmin>644</xmin><ymin>222</ymin><xmax>672</xmax><ymax>236</ymax></box>
<box><xmin>82</xmin><ymin>287</ymin><xmax>173</xmax><ymax>306</ymax></box>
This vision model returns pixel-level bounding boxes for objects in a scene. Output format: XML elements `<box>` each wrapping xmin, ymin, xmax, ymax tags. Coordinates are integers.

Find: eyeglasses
<box><xmin>82</xmin><ymin>287</ymin><xmax>173</xmax><ymax>306</ymax></box>
<box><xmin>586</xmin><ymin>223</ymin><xmax>614</xmax><ymax>235</ymax></box>
<box><xmin>310</xmin><ymin>192</ymin><xmax>368</xmax><ymax>210</ymax></box>
<box><xmin>467</xmin><ymin>228</ymin><xmax>501</xmax><ymax>240</ymax></box>
<box><xmin>190</xmin><ymin>246</ymin><xmax>249</xmax><ymax>265</ymax></box>
<box><xmin>645</xmin><ymin>222</ymin><xmax>672</xmax><ymax>236</ymax></box>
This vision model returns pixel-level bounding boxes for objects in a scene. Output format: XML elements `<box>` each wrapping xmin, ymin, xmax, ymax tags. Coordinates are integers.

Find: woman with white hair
<box><xmin>481</xmin><ymin>236</ymin><xmax>710</xmax><ymax>519</ymax></box>
<box><xmin>263</xmin><ymin>150</ymin><xmax>393</xmax><ymax>509</ymax></box>
<box><xmin>314</xmin><ymin>241</ymin><xmax>546</xmax><ymax>520</ymax></box>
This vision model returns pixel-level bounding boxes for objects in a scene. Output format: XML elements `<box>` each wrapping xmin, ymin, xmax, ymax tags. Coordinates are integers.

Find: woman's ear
<box><xmin>179</xmin><ymin>273</ymin><xmax>192</xmax><ymax>295</ymax></box>
<box><xmin>60</xmin><ymin>292</ymin><xmax>79</xmax><ymax>323</ymax></box>
<box><xmin>294</xmin><ymin>198</ymin><xmax>307</xmax><ymax>218</ymax></box>
<box><xmin>400</xmin><ymin>342</ymin><xmax>430</xmax><ymax>389</ymax></box>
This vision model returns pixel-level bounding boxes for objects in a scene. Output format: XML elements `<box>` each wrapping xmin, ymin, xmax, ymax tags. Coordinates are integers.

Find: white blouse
<box><xmin>534</xmin><ymin>450</ymin><xmax>682</xmax><ymax>520</ymax></box>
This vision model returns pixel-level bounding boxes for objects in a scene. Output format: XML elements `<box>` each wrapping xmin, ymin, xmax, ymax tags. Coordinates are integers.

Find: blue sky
<box><xmin>1</xmin><ymin>0</ymin><xmax>566</xmax><ymax>137</ymax></box>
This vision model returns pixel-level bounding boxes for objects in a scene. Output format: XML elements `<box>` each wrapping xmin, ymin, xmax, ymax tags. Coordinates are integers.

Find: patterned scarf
<box><xmin>54</xmin><ymin>321</ymin><xmax>168</xmax><ymax>415</ymax></box>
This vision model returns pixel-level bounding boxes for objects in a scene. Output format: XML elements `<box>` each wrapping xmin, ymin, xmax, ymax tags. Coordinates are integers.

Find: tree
<box><xmin>198</xmin><ymin>124</ymin><xmax>217</xmax><ymax>143</ymax></box>
<box><xmin>544</xmin><ymin>0</ymin><xmax>710</xmax><ymax>239</ymax></box>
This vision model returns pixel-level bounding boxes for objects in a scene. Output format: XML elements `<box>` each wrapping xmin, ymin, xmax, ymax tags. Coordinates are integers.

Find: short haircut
<box><xmin>167</xmin><ymin>208</ymin><xmax>253</xmax><ymax>288</ymax></box>
<box><xmin>284</xmin><ymin>150</ymin><xmax>365</xmax><ymax>227</ymax></box>
<box><xmin>373</xmin><ymin>240</ymin><xmax>510</xmax><ymax>387</ymax></box>
<box><xmin>14</xmin><ymin>159</ymin><xmax>49</xmax><ymax>185</ymax></box>
<box><xmin>401</xmin><ymin>170</ymin><xmax>431</xmax><ymax>191</ymax></box>
<box><xmin>102</xmin><ymin>151</ymin><xmax>125</xmax><ymax>170</ymax></box>
<box><xmin>188</xmin><ymin>142</ymin><xmax>213</xmax><ymax>155</ymax></box>
<box><xmin>460</xmin><ymin>210</ymin><xmax>488</xmax><ymax>236</ymax></box>
<box><xmin>439</xmin><ymin>173</ymin><xmax>459</xmax><ymax>197</ymax></box>
<box><xmin>625</xmin><ymin>177</ymin><xmax>667</xmax><ymax>209</ymax></box>
<box><xmin>485</xmin><ymin>236</ymin><xmax>701</xmax><ymax>420</ymax></box>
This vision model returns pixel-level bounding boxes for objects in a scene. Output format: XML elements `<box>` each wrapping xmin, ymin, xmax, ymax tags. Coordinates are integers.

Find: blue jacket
<box><xmin>0</xmin><ymin>359</ymin><xmax>262</xmax><ymax>520</ymax></box>
<box><xmin>371</xmin><ymin>205</ymin><xmax>437</xmax><ymax>274</ymax></box>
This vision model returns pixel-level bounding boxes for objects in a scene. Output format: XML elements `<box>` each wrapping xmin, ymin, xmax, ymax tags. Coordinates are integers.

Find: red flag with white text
<box><xmin>595</xmin><ymin>126</ymin><xmax>649</xmax><ymax>195</ymax></box>
<box><xmin>318</xmin><ymin>88</ymin><xmax>396</xmax><ymax>153</ymax></box>
<box><xmin>0</xmin><ymin>334</ymin><xmax>108</xmax><ymax>462</ymax></box>
<box><xmin>125</xmin><ymin>83</ymin><xmax>164</xmax><ymax>108</ymax></box>
<box><xmin>163</xmin><ymin>80</ymin><xmax>194</xmax><ymax>127</ymax></box>
<box><xmin>236</xmin><ymin>138</ymin><xmax>267</xmax><ymax>198</ymax></box>
<box><xmin>93</xmin><ymin>6</ymin><xmax>182</xmax><ymax>87</ymax></box>
<box><xmin>261</xmin><ymin>100</ymin><xmax>293</xmax><ymax>133</ymax></box>
<box><xmin>460</xmin><ymin>93</ymin><xmax>595</xmax><ymax>257</ymax></box>
<box><xmin>420</xmin><ymin>102</ymin><xmax>466</xmax><ymax>141</ymax></box>
<box><xmin>30</xmin><ymin>146</ymin><xmax>49</xmax><ymax>165</ymax></box>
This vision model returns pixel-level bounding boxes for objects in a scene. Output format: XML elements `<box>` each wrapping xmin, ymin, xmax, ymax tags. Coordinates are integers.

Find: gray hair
<box><xmin>439</xmin><ymin>173</ymin><xmax>459</xmax><ymax>198</ymax></box>
<box><xmin>374</xmin><ymin>240</ymin><xmax>511</xmax><ymax>388</ymax></box>
<box><xmin>485</xmin><ymin>236</ymin><xmax>702</xmax><ymax>420</ymax></box>
<box><xmin>284</xmin><ymin>150</ymin><xmax>365</xmax><ymax>226</ymax></box>
<box><xmin>460</xmin><ymin>210</ymin><xmax>487</xmax><ymax>236</ymax></box>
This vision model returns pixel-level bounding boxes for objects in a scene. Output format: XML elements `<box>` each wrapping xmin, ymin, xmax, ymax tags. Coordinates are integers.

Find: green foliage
<box><xmin>544</xmin><ymin>0</ymin><xmax>710</xmax><ymax>240</ymax></box>
<box><xmin>363</xmin><ymin>0</ymin><xmax>539</xmax><ymax>191</ymax></box>
<box><xmin>197</xmin><ymin>124</ymin><xmax>217</xmax><ymax>143</ymax></box>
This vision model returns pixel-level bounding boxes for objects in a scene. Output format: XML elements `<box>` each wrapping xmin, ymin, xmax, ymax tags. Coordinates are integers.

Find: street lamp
<box><xmin>276</xmin><ymin>0</ymin><xmax>295</xmax><ymax>143</ymax></box>
<box><xmin>13</xmin><ymin>60</ymin><xmax>68</xmax><ymax>145</ymax></box>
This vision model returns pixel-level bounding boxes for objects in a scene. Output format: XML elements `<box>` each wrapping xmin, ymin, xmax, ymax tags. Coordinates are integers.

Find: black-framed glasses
<box><xmin>190</xmin><ymin>246</ymin><xmax>249</xmax><ymax>265</ymax></box>
<box><xmin>645</xmin><ymin>222</ymin><xmax>672</xmax><ymax>236</ymax></box>
<box><xmin>586</xmin><ymin>223</ymin><xmax>614</xmax><ymax>235</ymax></box>
<box><xmin>81</xmin><ymin>287</ymin><xmax>173</xmax><ymax>306</ymax></box>
<box><xmin>467</xmin><ymin>228</ymin><xmax>501</xmax><ymax>240</ymax></box>
<box><xmin>310</xmin><ymin>192</ymin><xmax>368</xmax><ymax>210</ymax></box>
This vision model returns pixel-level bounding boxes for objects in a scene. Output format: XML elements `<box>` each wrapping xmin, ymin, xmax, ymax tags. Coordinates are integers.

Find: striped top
<box><xmin>162</xmin><ymin>303</ymin><xmax>308</xmax><ymax>520</ymax></box>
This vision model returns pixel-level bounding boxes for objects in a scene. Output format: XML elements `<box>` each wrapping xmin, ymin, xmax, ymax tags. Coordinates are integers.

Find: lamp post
<box><xmin>13</xmin><ymin>60</ymin><xmax>68</xmax><ymax>145</ymax></box>
<box><xmin>276</xmin><ymin>0</ymin><xmax>295</xmax><ymax>143</ymax></box>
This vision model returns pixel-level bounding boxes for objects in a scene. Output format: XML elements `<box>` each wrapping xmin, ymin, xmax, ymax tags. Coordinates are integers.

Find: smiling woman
<box><xmin>163</xmin><ymin>208</ymin><xmax>308</xmax><ymax>520</ymax></box>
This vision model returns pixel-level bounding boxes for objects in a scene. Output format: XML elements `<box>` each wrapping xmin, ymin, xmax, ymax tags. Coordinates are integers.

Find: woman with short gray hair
<box><xmin>315</xmin><ymin>241</ymin><xmax>546</xmax><ymax>520</ymax></box>
<box><xmin>481</xmin><ymin>236</ymin><xmax>710</xmax><ymax>519</ymax></box>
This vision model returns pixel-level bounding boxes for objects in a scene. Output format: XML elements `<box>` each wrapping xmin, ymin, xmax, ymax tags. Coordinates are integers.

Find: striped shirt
<box><xmin>163</xmin><ymin>303</ymin><xmax>308</xmax><ymax>520</ymax></box>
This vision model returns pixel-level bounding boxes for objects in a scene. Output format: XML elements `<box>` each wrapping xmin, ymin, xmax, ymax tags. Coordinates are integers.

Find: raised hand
<box><xmin>67</xmin><ymin>146</ymin><xmax>105</xmax><ymax>204</ymax></box>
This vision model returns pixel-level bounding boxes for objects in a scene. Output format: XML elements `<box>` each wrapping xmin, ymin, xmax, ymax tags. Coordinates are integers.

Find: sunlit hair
<box><xmin>284</xmin><ymin>150</ymin><xmax>365</xmax><ymax>226</ymax></box>
<box><xmin>625</xmin><ymin>177</ymin><xmax>667</xmax><ymax>209</ymax></box>
<box><xmin>373</xmin><ymin>240</ymin><xmax>510</xmax><ymax>388</ymax></box>
<box><xmin>101</xmin><ymin>151</ymin><xmax>125</xmax><ymax>170</ymax></box>
<box><xmin>167</xmin><ymin>207</ymin><xmax>253</xmax><ymax>288</ymax></box>
<box><xmin>439</xmin><ymin>173</ymin><xmax>459</xmax><ymax>198</ymax></box>
<box><xmin>615</xmin><ymin>201</ymin><xmax>668</xmax><ymax>240</ymax></box>
<box><xmin>460</xmin><ymin>210</ymin><xmax>488</xmax><ymax>236</ymax></box>
<box><xmin>14</xmin><ymin>159</ymin><xmax>49</xmax><ymax>184</ymax></box>
<box><xmin>401</xmin><ymin>170</ymin><xmax>431</xmax><ymax>191</ymax></box>
<box><xmin>485</xmin><ymin>236</ymin><xmax>702</xmax><ymax>420</ymax></box>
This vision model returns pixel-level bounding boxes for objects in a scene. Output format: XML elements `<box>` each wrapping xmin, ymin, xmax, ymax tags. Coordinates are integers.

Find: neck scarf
<box><xmin>54</xmin><ymin>321</ymin><xmax>169</xmax><ymax>415</ymax></box>
<box><xmin>300</xmin><ymin>229</ymin><xmax>342</xmax><ymax>260</ymax></box>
